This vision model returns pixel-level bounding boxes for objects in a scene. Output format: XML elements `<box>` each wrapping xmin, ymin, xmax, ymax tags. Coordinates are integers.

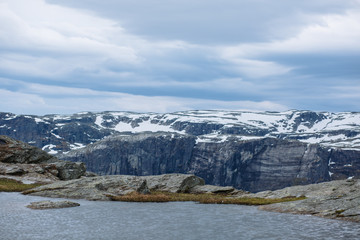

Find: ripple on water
<box><xmin>0</xmin><ymin>192</ymin><xmax>359</xmax><ymax>240</ymax></box>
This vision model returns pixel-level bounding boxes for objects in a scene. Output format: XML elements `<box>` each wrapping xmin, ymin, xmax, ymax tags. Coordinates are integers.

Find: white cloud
<box><xmin>221</xmin><ymin>58</ymin><xmax>293</xmax><ymax>78</ymax></box>
<box><xmin>330</xmin><ymin>86</ymin><xmax>360</xmax><ymax>99</ymax></box>
<box><xmin>0</xmin><ymin>0</ymin><xmax>359</xmax><ymax>114</ymax></box>
<box><xmin>0</xmin><ymin>83</ymin><xmax>288</xmax><ymax>115</ymax></box>
<box><xmin>45</xmin><ymin>0</ymin><xmax>360</xmax><ymax>44</ymax></box>
<box><xmin>222</xmin><ymin>8</ymin><xmax>360</xmax><ymax>58</ymax></box>
<box><xmin>0</xmin><ymin>0</ymin><xmax>142</xmax><ymax>79</ymax></box>
<box><xmin>219</xmin><ymin>8</ymin><xmax>360</xmax><ymax>78</ymax></box>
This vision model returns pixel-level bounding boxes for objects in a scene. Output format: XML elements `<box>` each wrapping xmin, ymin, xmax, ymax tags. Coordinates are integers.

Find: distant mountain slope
<box><xmin>1</xmin><ymin>110</ymin><xmax>359</xmax><ymax>154</ymax></box>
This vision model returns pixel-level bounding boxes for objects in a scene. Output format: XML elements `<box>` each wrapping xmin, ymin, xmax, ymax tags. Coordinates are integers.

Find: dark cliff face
<box><xmin>190</xmin><ymin>138</ymin><xmax>332</xmax><ymax>192</ymax></box>
<box><xmin>60</xmin><ymin>133</ymin><xmax>196</xmax><ymax>176</ymax></box>
<box><xmin>58</xmin><ymin>133</ymin><xmax>357</xmax><ymax>192</ymax></box>
<box><xmin>328</xmin><ymin>149</ymin><xmax>360</xmax><ymax>180</ymax></box>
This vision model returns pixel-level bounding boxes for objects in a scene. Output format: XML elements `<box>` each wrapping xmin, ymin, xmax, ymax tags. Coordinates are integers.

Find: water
<box><xmin>0</xmin><ymin>193</ymin><xmax>359</xmax><ymax>240</ymax></box>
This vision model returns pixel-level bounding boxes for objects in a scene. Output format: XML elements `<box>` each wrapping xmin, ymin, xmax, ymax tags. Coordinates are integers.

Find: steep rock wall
<box><xmin>58</xmin><ymin>133</ymin><xmax>358</xmax><ymax>192</ymax></box>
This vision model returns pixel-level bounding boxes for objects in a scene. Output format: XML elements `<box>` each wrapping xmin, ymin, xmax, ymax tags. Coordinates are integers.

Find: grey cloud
<box><xmin>46</xmin><ymin>0</ymin><xmax>359</xmax><ymax>44</ymax></box>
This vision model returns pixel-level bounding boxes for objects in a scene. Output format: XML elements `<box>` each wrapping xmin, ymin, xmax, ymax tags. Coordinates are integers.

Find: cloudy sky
<box><xmin>0</xmin><ymin>0</ymin><xmax>359</xmax><ymax>115</ymax></box>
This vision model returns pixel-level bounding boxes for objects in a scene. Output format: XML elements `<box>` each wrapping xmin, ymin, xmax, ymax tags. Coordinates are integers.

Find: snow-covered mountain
<box><xmin>1</xmin><ymin>110</ymin><xmax>360</xmax><ymax>191</ymax></box>
<box><xmin>1</xmin><ymin>110</ymin><xmax>359</xmax><ymax>154</ymax></box>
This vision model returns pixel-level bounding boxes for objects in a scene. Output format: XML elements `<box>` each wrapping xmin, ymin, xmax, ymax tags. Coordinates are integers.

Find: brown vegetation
<box><xmin>0</xmin><ymin>178</ymin><xmax>43</xmax><ymax>192</ymax></box>
<box><xmin>108</xmin><ymin>191</ymin><xmax>306</xmax><ymax>205</ymax></box>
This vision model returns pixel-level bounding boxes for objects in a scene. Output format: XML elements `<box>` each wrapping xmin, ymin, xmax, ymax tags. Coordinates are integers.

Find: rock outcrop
<box><xmin>189</xmin><ymin>185</ymin><xmax>236</xmax><ymax>194</ymax></box>
<box><xmin>0</xmin><ymin>135</ymin><xmax>57</xmax><ymax>164</ymax></box>
<box><xmin>24</xmin><ymin>174</ymin><xmax>206</xmax><ymax>200</ymax></box>
<box><xmin>245</xmin><ymin>179</ymin><xmax>360</xmax><ymax>222</ymax></box>
<box><xmin>0</xmin><ymin>135</ymin><xmax>86</xmax><ymax>183</ymax></box>
<box><xmin>26</xmin><ymin>200</ymin><xmax>80</xmax><ymax>210</ymax></box>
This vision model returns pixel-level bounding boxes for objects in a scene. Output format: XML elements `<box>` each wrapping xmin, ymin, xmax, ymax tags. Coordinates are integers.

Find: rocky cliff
<box><xmin>58</xmin><ymin>132</ymin><xmax>360</xmax><ymax>192</ymax></box>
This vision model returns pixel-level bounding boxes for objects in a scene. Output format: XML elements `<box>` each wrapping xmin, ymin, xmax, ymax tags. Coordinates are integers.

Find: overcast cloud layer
<box><xmin>0</xmin><ymin>0</ymin><xmax>359</xmax><ymax>115</ymax></box>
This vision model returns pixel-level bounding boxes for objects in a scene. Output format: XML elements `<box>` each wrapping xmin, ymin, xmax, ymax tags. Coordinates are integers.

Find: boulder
<box><xmin>0</xmin><ymin>165</ymin><xmax>25</xmax><ymax>175</ymax></box>
<box><xmin>50</xmin><ymin>161</ymin><xmax>86</xmax><ymax>180</ymax></box>
<box><xmin>26</xmin><ymin>200</ymin><xmax>80</xmax><ymax>210</ymax></box>
<box><xmin>143</xmin><ymin>174</ymin><xmax>205</xmax><ymax>193</ymax></box>
<box><xmin>189</xmin><ymin>185</ymin><xmax>235</xmax><ymax>194</ymax></box>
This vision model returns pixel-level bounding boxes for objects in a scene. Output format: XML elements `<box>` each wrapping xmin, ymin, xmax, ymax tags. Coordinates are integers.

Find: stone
<box><xmin>26</xmin><ymin>200</ymin><xmax>80</xmax><ymax>210</ymax></box>
<box><xmin>143</xmin><ymin>174</ymin><xmax>205</xmax><ymax>193</ymax></box>
<box><xmin>50</xmin><ymin>161</ymin><xmax>86</xmax><ymax>180</ymax></box>
<box><xmin>0</xmin><ymin>165</ymin><xmax>25</xmax><ymax>175</ymax></box>
<box><xmin>136</xmin><ymin>180</ymin><xmax>150</xmax><ymax>194</ymax></box>
<box><xmin>84</xmin><ymin>171</ymin><xmax>98</xmax><ymax>177</ymax></box>
<box><xmin>189</xmin><ymin>185</ymin><xmax>235</xmax><ymax>194</ymax></box>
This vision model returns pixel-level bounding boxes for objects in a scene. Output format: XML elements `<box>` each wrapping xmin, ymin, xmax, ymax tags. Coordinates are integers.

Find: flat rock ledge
<box><xmin>246</xmin><ymin>179</ymin><xmax>360</xmax><ymax>223</ymax></box>
<box><xmin>26</xmin><ymin>200</ymin><xmax>80</xmax><ymax>210</ymax></box>
<box><xmin>23</xmin><ymin>174</ymin><xmax>209</xmax><ymax>201</ymax></box>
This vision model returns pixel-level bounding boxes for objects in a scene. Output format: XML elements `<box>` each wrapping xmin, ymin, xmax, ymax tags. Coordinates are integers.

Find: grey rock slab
<box><xmin>254</xmin><ymin>179</ymin><xmax>360</xmax><ymax>222</ymax></box>
<box><xmin>24</xmin><ymin>174</ymin><xmax>205</xmax><ymax>201</ymax></box>
<box><xmin>189</xmin><ymin>185</ymin><xmax>235</xmax><ymax>194</ymax></box>
<box><xmin>26</xmin><ymin>200</ymin><xmax>80</xmax><ymax>210</ymax></box>
<box><xmin>142</xmin><ymin>174</ymin><xmax>205</xmax><ymax>193</ymax></box>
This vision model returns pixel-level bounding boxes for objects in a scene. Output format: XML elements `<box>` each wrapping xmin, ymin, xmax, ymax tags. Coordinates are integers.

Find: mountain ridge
<box><xmin>1</xmin><ymin>109</ymin><xmax>359</xmax><ymax>154</ymax></box>
<box><xmin>1</xmin><ymin>109</ymin><xmax>359</xmax><ymax>191</ymax></box>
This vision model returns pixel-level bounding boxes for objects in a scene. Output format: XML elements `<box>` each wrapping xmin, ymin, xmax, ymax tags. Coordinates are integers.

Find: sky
<box><xmin>0</xmin><ymin>0</ymin><xmax>359</xmax><ymax>115</ymax></box>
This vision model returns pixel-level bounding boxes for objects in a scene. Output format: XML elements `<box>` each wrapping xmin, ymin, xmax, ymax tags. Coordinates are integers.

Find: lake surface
<box><xmin>1</xmin><ymin>192</ymin><xmax>359</xmax><ymax>240</ymax></box>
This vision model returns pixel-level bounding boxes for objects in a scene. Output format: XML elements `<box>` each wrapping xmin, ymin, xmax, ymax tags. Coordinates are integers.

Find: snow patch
<box><xmin>42</xmin><ymin>144</ymin><xmax>58</xmax><ymax>155</ymax></box>
<box><xmin>51</xmin><ymin>133</ymin><xmax>62</xmax><ymax>139</ymax></box>
<box><xmin>34</xmin><ymin>118</ymin><xmax>47</xmax><ymax>124</ymax></box>
<box><xmin>95</xmin><ymin>116</ymin><xmax>104</xmax><ymax>128</ymax></box>
<box><xmin>70</xmin><ymin>143</ymin><xmax>86</xmax><ymax>150</ymax></box>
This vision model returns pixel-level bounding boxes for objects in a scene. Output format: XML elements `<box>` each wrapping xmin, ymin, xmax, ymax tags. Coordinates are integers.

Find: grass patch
<box><xmin>0</xmin><ymin>178</ymin><xmax>43</xmax><ymax>192</ymax></box>
<box><xmin>108</xmin><ymin>191</ymin><xmax>306</xmax><ymax>206</ymax></box>
<box><xmin>335</xmin><ymin>209</ymin><xmax>346</xmax><ymax>217</ymax></box>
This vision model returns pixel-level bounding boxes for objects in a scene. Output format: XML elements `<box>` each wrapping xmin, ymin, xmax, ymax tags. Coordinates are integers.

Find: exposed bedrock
<box><xmin>25</xmin><ymin>174</ymin><xmax>206</xmax><ymax>201</ymax></box>
<box><xmin>254</xmin><ymin>179</ymin><xmax>360</xmax><ymax>223</ymax></box>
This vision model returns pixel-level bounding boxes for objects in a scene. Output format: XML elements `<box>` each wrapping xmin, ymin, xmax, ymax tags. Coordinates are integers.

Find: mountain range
<box><xmin>1</xmin><ymin>110</ymin><xmax>359</xmax><ymax>192</ymax></box>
